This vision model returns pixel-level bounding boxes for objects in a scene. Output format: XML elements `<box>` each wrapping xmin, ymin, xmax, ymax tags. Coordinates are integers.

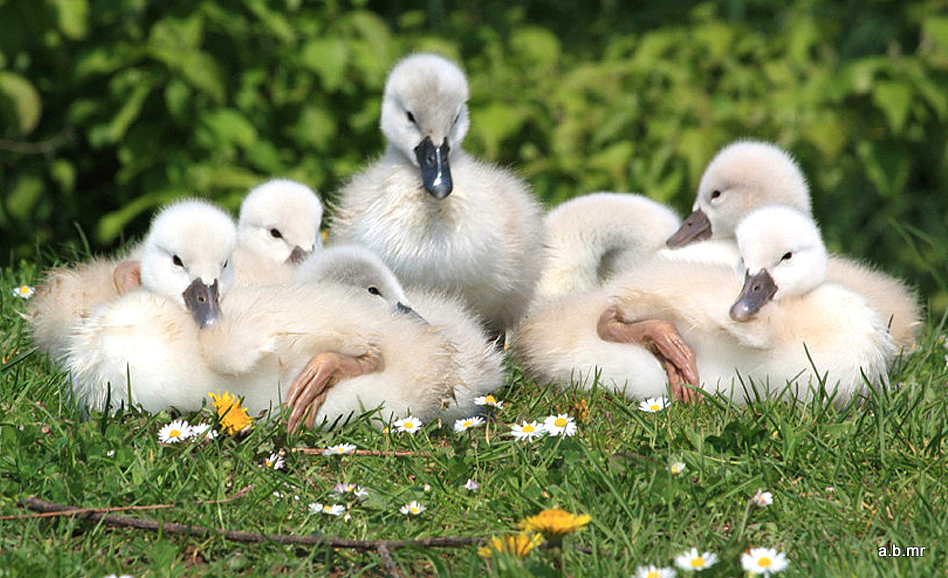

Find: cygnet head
<box><xmin>296</xmin><ymin>245</ymin><xmax>424</xmax><ymax>321</ymax></box>
<box><xmin>730</xmin><ymin>205</ymin><xmax>827</xmax><ymax>321</ymax></box>
<box><xmin>667</xmin><ymin>141</ymin><xmax>811</xmax><ymax>248</ymax></box>
<box><xmin>238</xmin><ymin>179</ymin><xmax>323</xmax><ymax>265</ymax></box>
<box><xmin>380</xmin><ymin>53</ymin><xmax>471</xmax><ymax>199</ymax></box>
<box><xmin>139</xmin><ymin>199</ymin><xmax>237</xmax><ymax>328</ymax></box>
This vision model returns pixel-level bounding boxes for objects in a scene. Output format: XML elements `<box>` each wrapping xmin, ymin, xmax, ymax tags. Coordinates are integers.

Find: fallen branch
<box><xmin>17</xmin><ymin>497</ymin><xmax>479</xmax><ymax>550</ymax></box>
<box><xmin>0</xmin><ymin>486</ymin><xmax>254</xmax><ymax>521</ymax></box>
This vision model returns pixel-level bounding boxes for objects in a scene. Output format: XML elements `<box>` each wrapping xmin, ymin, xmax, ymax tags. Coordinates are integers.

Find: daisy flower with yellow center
<box><xmin>208</xmin><ymin>391</ymin><xmax>253</xmax><ymax>435</ymax></box>
<box><xmin>477</xmin><ymin>532</ymin><xmax>544</xmax><ymax>558</ymax></box>
<box><xmin>752</xmin><ymin>489</ymin><xmax>773</xmax><ymax>508</ymax></box>
<box><xmin>741</xmin><ymin>547</ymin><xmax>788</xmax><ymax>575</ymax></box>
<box><xmin>542</xmin><ymin>414</ymin><xmax>577</xmax><ymax>437</ymax></box>
<box><xmin>473</xmin><ymin>394</ymin><xmax>504</xmax><ymax>408</ymax></box>
<box><xmin>511</xmin><ymin>420</ymin><xmax>544</xmax><ymax>441</ymax></box>
<box><xmin>12</xmin><ymin>285</ymin><xmax>35</xmax><ymax>299</ymax></box>
<box><xmin>518</xmin><ymin>509</ymin><xmax>591</xmax><ymax>536</ymax></box>
<box><xmin>639</xmin><ymin>396</ymin><xmax>669</xmax><ymax>413</ymax></box>
<box><xmin>674</xmin><ymin>548</ymin><xmax>718</xmax><ymax>571</ymax></box>
<box><xmin>454</xmin><ymin>416</ymin><xmax>485</xmax><ymax>433</ymax></box>
<box><xmin>158</xmin><ymin>420</ymin><xmax>192</xmax><ymax>444</ymax></box>
<box><xmin>262</xmin><ymin>453</ymin><xmax>284</xmax><ymax>470</ymax></box>
<box><xmin>308</xmin><ymin>502</ymin><xmax>346</xmax><ymax>516</ymax></box>
<box><xmin>393</xmin><ymin>416</ymin><xmax>422</xmax><ymax>434</ymax></box>
<box><xmin>669</xmin><ymin>461</ymin><xmax>687</xmax><ymax>475</ymax></box>
<box><xmin>322</xmin><ymin>443</ymin><xmax>357</xmax><ymax>456</ymax></box>
<box><xmin>399</xmin><ymin>500</ymin><xmax>426</xmax><ymax>516</ymax></box>
<box><xmin>463</xmin><ymin>478</ymin><xmax>479</xmax><ymax>491</ymax></box>
<box><xmin>635</xmin><ymin>565</ymin><xmax>676</xmax><ymax>578</ymax></box>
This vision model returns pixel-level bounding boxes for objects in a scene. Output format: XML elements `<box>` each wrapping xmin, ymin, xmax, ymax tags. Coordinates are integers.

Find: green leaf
<box><xmin>200</xmin><ymin>108</ymin><xmax>258</xmax><ymax>150</ymax></box>
<box><xmin>50</xmin><ymin>0</ymin><xmax>89</xmax><ymax>40</ymax></box>
<box><xmin>5</xmin><ymin>176</ymin><xmax>44</xmax><ymax>221</ymax></box>
<box><xmin>300</xmin><ymin>39</ymin><xmax>349</xmax><ymax>92</ymax></box>
<box><xmin>0</xmin><ymin>72</ymin><xmax>42</xmax><ymax>135</ymax></box>
<box><xmin>872</xmin><ymin>80</ymin><xmax>913</xmax><ymax>134</ymax></box>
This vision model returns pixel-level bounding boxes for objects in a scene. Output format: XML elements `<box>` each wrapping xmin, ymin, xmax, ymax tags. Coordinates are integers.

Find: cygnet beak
<box><xmin>667</xmin><ymin>209</ymin><xmax>713</xmax><ymax>248</ymax></box>
<box><xmin>414</xmin><ymin>136</ymin><xmax>453</xmax><ymax>199</ymax></box>
<box><xmin>729</xmin><ymin>269</ymin><xmax>778</xmax><ymax>321</ymax></box>
<box><xmin>287</xmin><ymin>246</ymin><xmax>309</xmax><ymax>265</ymax></box>
<box><xmin>395</xmin><ymin>301</ymin><xmax>428</xmax><ymax>324</ymax></box>
<box><xmin>183</xmin><ymin>278</ymin><xmax>222</xmax><ymax>328</ymax></box>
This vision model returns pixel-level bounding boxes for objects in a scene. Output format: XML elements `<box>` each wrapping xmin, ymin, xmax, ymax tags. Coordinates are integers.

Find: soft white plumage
<box><xmin>534</xmin><ymin>192</ymin><xmax>682</xmax><ymax>304</ymax></box>
<box><xmin>233</xmin><ymin>179</ymin><xmax>323</xmax><ymax>285</ymax></box>
<box><xmin>514</xmin><ymin>206</ymin><xmax>894</xmax><ymax>406</ymax></box>
<box><xmin>330</xmin><ymin>53</ymin><xmax>545</xmax><ymax>335</ymax></box>
<box><xmin>664</xmin><ymin>139</ymin><xmax>921</xmax><ymax>352</ymax></box>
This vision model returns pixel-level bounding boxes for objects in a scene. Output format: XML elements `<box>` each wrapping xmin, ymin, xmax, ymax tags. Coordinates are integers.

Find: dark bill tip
<box><xmin>666</xmin><ymin>209</ymin><xmax>713</xmax><ymax>248</ymax></box>
<box><xmin>182</xmin><ymin>278</ymin><xmax>221</xmax><ymax>328</ymax></box>
<box><xmin>414</xmin><ymin>136</ymin><xmax>453</xmax><ymax>199</ymax></box>
<box><xmin>287</xmin><ymin>246</ymin><xmax>309</xmax><ymax>265</ymax></box>
<box><xmin>729</xmin><ymin>270</ymin><xmax>778</xmax><ymax>321</ymax></box>
<box><xmin>395</xmin><ymin>301</ymin><xmax>428</xmax><ymax>324</ymax></box>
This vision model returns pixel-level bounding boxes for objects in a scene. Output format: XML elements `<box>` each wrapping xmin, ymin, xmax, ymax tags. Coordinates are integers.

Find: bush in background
<box><xmin>1</xmin><ymin>0</ymin><xmax>946</xmax><ymax>311</ymax></box>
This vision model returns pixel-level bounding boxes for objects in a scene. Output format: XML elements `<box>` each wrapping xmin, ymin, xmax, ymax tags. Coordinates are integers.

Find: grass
<box><xmin>1</xmin><ymin>257</ymin><xmax>946</xmax><ymax>577</ymax></box>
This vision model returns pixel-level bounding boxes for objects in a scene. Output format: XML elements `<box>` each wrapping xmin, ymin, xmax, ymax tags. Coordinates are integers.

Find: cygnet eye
<box><xmin>406</xmin><ymin>111</ymin><xmax>416</xmax><ymax>124</ymax></box>
<box><xmin>270</xmin><ymin>228</ymin><xmax>283</xmax><ymax>239</ymax></box>
<box><xmin>781</xmin><ymin>251</ymin><xmax>793</xmax><ymax>261</ymax></box>
<box><xmin>710</xmin><ymin>190</ymin><xmax>722</xmax><ymax>200</ymax></box>
<box><xmin>172</xmin><ymin>255</ymin><xmax>183</xmax><ymax>267</ymax></box>
<box><xmin>367</xmin><ymin>286</ymin><xmax>381</xmax><ymax>296</ymax></box>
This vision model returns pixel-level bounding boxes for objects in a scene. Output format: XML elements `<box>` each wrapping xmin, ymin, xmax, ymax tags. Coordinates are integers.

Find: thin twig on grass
<box><xmin>17</xmin><ymin>497</ymin><xmax>479</xmax><ymax>550</ymax></box>
<box><xmin>292</xmin><ymin>448</ymin><xmax>421</xmax><ymax>457</ymax></box>
<box><xmin>0</xmin><ymin>485</ymin><xmax>254</xmax><ymax>521</ymax></box>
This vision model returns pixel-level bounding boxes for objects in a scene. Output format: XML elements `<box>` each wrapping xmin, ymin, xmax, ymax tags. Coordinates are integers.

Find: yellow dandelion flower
<box><xmin>518</xmin><ymin>509</ymin><xmax>591</xmax><ymax>536</ymax></box>
<box><xmin>477</xmin><ymin>533</ymin><xmax>544</xmax><ymax>558</ymax></box>
<box><xmin>209</xmin><ymin>391</ymin><xmax>253</xmax><ymax>435</ymax></box>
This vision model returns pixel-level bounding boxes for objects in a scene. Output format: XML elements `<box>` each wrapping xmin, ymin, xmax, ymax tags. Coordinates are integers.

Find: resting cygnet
<box><xmin>232</xmin><ymin>179</ymin><xmax>323</xmax><ymax>285</ymax></box>
<box><xmin>664</xmin><ymin>139</ymin><xmax>921</xmax><ymax>353</ymax></box>
<box><xmin>514</xmin><ymin>206</ymin><xmax>894</xmax><ymax>407</ymax></box>
<box><xmin>295</xmin><ymin>245</ymin><xmax>505</xmax><ymax>424</ymax></box>
<box><xmin>67</xmin><ymin>205</ymin><xmax>478</xmax><ymax>432</ymax></box>
<box><xmin>533</xmin><ymin>192</ymin><xmax>682</xmax><ymax>305</ymax></box>
<box><xmin>330</xmin><ymin>53</ymin><xmax>545</xmax><ymax>337</ymax></box>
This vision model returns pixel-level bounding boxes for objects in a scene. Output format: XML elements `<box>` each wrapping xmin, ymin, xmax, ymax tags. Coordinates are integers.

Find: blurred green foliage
<box><xmin>1</xmin><ymin>0</ymin><xmax>946</xmax><ymax>311</ymax></box>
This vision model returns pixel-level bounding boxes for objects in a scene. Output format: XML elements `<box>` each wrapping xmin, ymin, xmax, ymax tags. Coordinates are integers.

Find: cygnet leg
<box><xmin>113</xmin><ymin>260</ymin><xmax>142</xmax><ymax>294</ymax></box>
<box><xmin>597</xmin><ymin>307</ymin><xmax>700</xmax><ymax>403</ymax></box>
<box><xmin>285</xmin><ymin>352</ymin><xmax>382</xmax><ymax>433</ymax></box>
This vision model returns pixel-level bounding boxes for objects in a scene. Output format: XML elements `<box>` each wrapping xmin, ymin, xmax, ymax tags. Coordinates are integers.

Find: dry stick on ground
<box><xmin>0</xmin><ymin>485</ymin><xmax>254</xmax><ymax>521</ymax></box>
<box><xmin>17</xmin><ymin>497</ymin><xmax>479</xmax><ymax>550</ymax></box>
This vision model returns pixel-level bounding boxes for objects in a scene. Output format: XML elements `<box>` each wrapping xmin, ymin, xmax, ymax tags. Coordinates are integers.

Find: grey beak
<box><xmin>666</xmin><ymin>209</ymin><xmax>713</xmax><ymax>248</ymax></box>
<box><xmin>729</xmin><ymin>270</ymin><xmax>778</xmax><ymax>321</ymax></box>
<box><xmin>182</xmin><ymin>278</ymin><xmax>221</xmax><ymax>328</ymax></box>
<box><xmin>395</xmin><ymin>301</ymin><xmax>428</xmax><ymax>324</ymax></box>
<box><xmin>287</xmin><ymin>246</ymin><xmax>309</xmax><ymax>265</ymax></box>
<box><xmin>414</xmin><ymin>136</ymin><xmax>453</xmax><ymax>199</ymax></box>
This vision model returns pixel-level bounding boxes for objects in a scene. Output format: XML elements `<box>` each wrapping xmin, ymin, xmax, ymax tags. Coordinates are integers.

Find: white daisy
<box><xmin>454</xmin><ymin>416</ymin><xmax>485</xmax><ymax>433</ymax></box>
<box><xmin>393</xmin><ymin>416</ymin><xmax>422</xmax><ymax>434</ymax></box>
<box><xmin>674</xmin><ymin>548</ymin><xmax>718</xmax><ymax>571</ymax></box>
<box><xmin>639</xmin><ymin>396</ymin><xmax>670</xmax><ymax>413</ymax></box>
<box><xmin>189</xmin><ymin>422</ymin><xmax>218</xmax><ymax>440</ymax></box>
<box><xmin>463</xmin><ymin>478</ymin><xmax>479</xmax><ymax>491</ymax></box>
<box><xmin>399</xmin><ymin>500</ymin><xmax>426</xmax><ymax>516</ymax></box>
<box><xmin>322</xmin><ymin>443</ymin><xmax>357</xmax><ymax>456</ymax></box>
<box><xmin>106</xmin><ymin>450</ymin><xmax>115</xmax><ymax>457</ymax></box>
<box><xmin>157</xmin><ymin>420</ymin><xmax>192</xmax><ymax>443</ymax></box>
<box><xmin>510</xmin><ymin>421</ymin><xmax>544</xmax><ymax>441</ymax></box>
<box><xmin>635</xmin><ymin>565</ymin><xmax>677</xmax><ymax>578</ymax></box>
<box><xmin>262</xmin><ymin>453</ymin><xmax>284</xmax><ymax>470</ymax></box>
<box><xmin>473</xmin><ymin>394</ymin><xmax>504</xmax><ymax>408</ymax></box>
<box><xmin>308</xmin><ymin>502</ymin><xmax>345</xmax><ymax>516</ymax></box>
<box><xmin>332</xmin><ymin>482</ymin><xmax>369</xmax><ymax>501</ymax></box>
<box><xmin>12</xmin><ymin>285</ymin><xmax>35</xmax><ymax>299</ymax></box>
<box><xmin>741</xmin><ymin>547</ymin><xmax>788</xmax><ymax>575</ymax></box>
<box><xmin>751</xmin><ymin>489</ymin><xmax>773</xmax><ymax>508</ymax></box>
<box><xmin>669</xmin><ymin>461</ymin><xmax>686</xmax><ymax>475</ymax></box>
<box><xmin>353</xmin><ymin>486</ymin><xmax>369</xmax><ymax>500</ymax></box>
<box><xmin>542</xmin><ymin>414</ymin><xmax>577</xmax><ymax>437</ymax></box>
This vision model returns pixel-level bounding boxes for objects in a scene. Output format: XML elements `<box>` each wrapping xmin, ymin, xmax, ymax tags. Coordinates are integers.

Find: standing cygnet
<box><xmin>663</xmin><ymin>140</ymin><xmax>921</xmax><ymax>353</ymax></box>
<box><xmin>514</xmin><ymin>206</ymin><xmax>894</xmax><ymax>407</ymax></box>
<box><xmin>533</xmin><ymin>192</ymin><xmax>682</xmax><ymax>305</ymax></box>
<box><xmin>330</xmin><ymin>53</ymin><xmax>545</xmax><ymax>337</ymax></box>
<box><xmin>233</xmin><ymin>179</ymin><xmax>323</xmax><ymax>285</ymax></box>
<box><xmin>296</xmin><ymin>245</ymin><xmax>505</xmax><ymax>422</ymax></box>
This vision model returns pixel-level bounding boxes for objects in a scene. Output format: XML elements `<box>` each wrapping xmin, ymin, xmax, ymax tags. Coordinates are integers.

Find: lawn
<box><xmin>1</xmin><ymin>256</ymin><xmax>945</xmax><ymax>577</ymax></box>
